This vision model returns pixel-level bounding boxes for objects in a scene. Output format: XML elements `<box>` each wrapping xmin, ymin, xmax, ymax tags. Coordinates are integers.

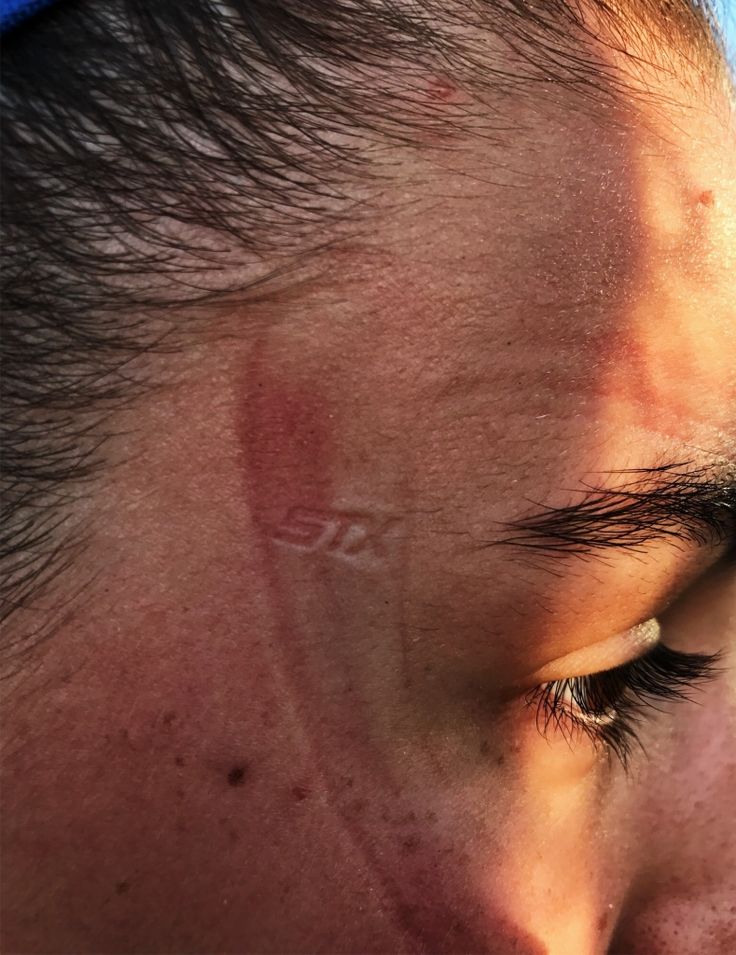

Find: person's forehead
<box><xmin>416</xmin><ymin>61</ymin><xmax>732</xmax><ymax>390</ymax></box>
<box><xmin>277</xmin><ymin>63</ymin><xmax>735</xmax><ymax>665</ymax></box>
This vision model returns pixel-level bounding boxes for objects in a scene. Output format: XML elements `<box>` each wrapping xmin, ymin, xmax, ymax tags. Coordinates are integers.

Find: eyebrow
<box><xmin>495</xmin><ymin>460</ymin><xmax>736</xmax><ymax>564</ymax></box>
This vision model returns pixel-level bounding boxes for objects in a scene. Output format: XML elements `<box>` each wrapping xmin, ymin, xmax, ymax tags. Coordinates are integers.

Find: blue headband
<box><xmin>1</xmin><ymin>0</ymin><xmax>59</xmax><ymax>33</ymax></box>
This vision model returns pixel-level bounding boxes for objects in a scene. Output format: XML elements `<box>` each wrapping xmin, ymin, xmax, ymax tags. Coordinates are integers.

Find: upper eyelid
<box><xmin>521</xmin><ymin>619</ymin><xmax>661</xmax><ymax>688</ymax></box>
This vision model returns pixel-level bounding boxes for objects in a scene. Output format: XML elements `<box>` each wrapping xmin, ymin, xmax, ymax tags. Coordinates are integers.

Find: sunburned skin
<box><xmin>1</xmin><ymin>21</ymin><xmax>735</xmax><ymax>955</ymax></box>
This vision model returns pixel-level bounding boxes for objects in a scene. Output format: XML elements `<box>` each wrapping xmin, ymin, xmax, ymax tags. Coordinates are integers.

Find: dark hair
<box><xmin>0</xmin><ymin>0</ymin><xmax>730</xmax><ymax>676</ymax></box>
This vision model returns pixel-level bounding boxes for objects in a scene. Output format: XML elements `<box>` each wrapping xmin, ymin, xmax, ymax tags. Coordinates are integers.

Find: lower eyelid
<box><xmin>547</xmin><ymin>682</ymin><xmax>618</xmax><ymax>726</ymax></box>
<box><xmin>527</xmin><ymin>644</ymin><xmax>723</xmax><ymax>767</ymax></box>
<box><xmin>525</xmin><ymin>678</ymin><xmax>635</xmax><ymax>767</ymax></box>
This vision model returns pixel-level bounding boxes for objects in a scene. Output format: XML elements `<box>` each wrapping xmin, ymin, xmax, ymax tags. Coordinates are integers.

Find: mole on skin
<box><xmin>227</xmin><ymin>765</ymin><xmax>248</xmax><ymax>787</ymax></box>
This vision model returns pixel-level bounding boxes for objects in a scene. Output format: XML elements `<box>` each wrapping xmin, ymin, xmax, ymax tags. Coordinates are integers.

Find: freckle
<box><xmin>291</xmin><ymin>784</ymin><xmax>310</xmax><ymax>801</ymax></box>
<box><xmin>597</xmin><ymin>911</ymin><xmax>610</xmax><ymax>933</ymax></box>
<box><xmin>227</xmin><ymin>764</ymin><xmax>248</xmax><ymax>787</ymax></box>
<box><xmin>162</xmin><ymin>711</ymin><xmax>177</xmax><ymax>726</ymax></box>
<box><xmin>115</xmin><ymin>880</ymin><xmax>130</xmax><ymax>895</ymax></box>
<box><xmin>496</xmin><ymin>754</ymin><xmax>505</xmax><ymax>767</ymax></box>
<box><xmin>697</xmin><ymin>189</ymin><xmax>715</xmax><ymax>207</ymax></box>
<box><xmin>228</xmin><ymin>829</ymin><xmax>240</xmax><ymax>844</ymax></box>
<box><xmin>176</xmin><ymin>787</ymin><xmax>184</xmax><ymax>799</ymax></box>
<box><xmin>174</xmin><ymin>755</ymin><xmax>185</xmax><ymax>766</ymax></box>
<box><xmin>479</xmin><ymin>740</ymin><xmax>490</xmax><ymax>757</ymax></box>
<box><xmin>401</xmin><ymin>834</ymin><xmax>421</xmax><ymax>854</ymax></box>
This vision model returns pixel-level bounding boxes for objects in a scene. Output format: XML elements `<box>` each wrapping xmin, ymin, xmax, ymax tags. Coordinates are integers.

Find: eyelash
<box><xmin>526</xmin><ymin>644</ymin><xmax>722</xmax><ymax>768</ymax></box>
<box><xmin>497</xmin><ymin>461</ymin><xmax>736</xmax><ymax>562</ymax></box>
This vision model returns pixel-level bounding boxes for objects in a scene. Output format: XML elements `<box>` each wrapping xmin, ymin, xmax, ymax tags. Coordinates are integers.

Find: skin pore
<box><xmin>2</xmin><ymin>10</ymin><xmax>735</xmax><ymax>955</ymax></box>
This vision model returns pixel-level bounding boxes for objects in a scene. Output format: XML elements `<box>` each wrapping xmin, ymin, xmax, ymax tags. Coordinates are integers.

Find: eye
<box><xmin>526</xmin><ymin>644</ymin><xmax>722</xmax><ymax>769</ymax></box>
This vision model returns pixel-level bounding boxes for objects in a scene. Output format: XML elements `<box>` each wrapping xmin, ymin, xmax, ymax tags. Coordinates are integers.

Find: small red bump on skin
<box><xmin>426</xmin><ymin>74</ymin><xmax>459</xmax><ymax>102</ymax></box>
<box><xmin>698</xmin><ymin>189</ymin><xmax>715</xmax><ymax>207</ymax></box>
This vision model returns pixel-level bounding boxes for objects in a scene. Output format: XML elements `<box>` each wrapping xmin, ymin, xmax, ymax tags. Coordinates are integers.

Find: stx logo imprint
<box><xmin>264</xmin><ymin>506</ymin><xmax>400</xmax><ymax>563</ymax></box>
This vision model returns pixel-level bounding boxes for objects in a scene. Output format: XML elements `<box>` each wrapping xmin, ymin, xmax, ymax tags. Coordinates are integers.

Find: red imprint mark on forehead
<box><xmin>240</xmin><ymin>340</ymin><xmax>334</xmax><ymax>526</ymax></box>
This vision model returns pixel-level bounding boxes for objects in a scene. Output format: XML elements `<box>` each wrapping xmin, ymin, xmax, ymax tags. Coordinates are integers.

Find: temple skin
<box><xmin>2</xmin><ymin>19</ymin><xmax>735</xmax><ymax>955</ymax></box>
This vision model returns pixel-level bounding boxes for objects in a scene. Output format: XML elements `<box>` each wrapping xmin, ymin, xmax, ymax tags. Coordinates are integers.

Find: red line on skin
<box><xmin>238</xmin><ymin>341</ymin><xmax>538</xmax><ymax>952</ymax></box>
<box><xmin>238</xmin><ymin>340</ymin><xmax>421</xmax><ymax>949</ymax></box>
